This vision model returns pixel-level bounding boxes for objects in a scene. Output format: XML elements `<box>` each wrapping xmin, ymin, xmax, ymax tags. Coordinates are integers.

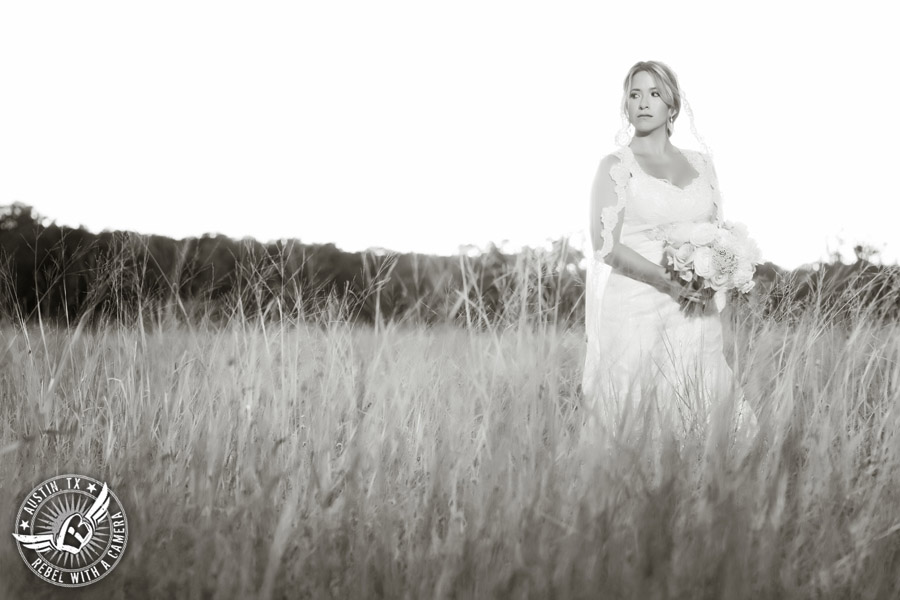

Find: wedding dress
<box><xmin>581</xmin><ymin>144</ymin><xmax>758</xmax><ymax>444</ymax></box>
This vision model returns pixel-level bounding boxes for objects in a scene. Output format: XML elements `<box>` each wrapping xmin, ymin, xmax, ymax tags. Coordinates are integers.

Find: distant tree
<box><xmin>0</xmin><ymin>202</ymin><xmax>46</xmax><ymax>232</ymax></box>
<box><xmin>853</xmin><ymin>243</ymin><xmax>881</xmax><ymax>264</ymax></box>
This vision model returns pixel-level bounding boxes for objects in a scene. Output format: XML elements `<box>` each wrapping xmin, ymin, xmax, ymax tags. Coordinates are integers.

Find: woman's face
<box><xmin>625</xmin><ymin>70</ymin><xmax>673</xmax><ymax>134</ymax></box>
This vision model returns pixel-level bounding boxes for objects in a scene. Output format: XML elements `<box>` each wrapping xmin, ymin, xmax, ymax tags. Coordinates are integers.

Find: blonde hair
<box><xmin>621</xmin><ymin>61</ymin><xmax>681</xmax><ymax>137</ymax></box>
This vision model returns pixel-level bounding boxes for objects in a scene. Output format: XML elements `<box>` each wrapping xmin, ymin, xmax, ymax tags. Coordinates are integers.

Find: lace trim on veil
<box><xmin>699</xmin><ymin>151</ymin><xmax>725</xmax><ymax>226</ymax></box>
<box><xmin>595</xmin><ymin>147</ymin><xmax>631</xmax><ymax>262</ymax></box>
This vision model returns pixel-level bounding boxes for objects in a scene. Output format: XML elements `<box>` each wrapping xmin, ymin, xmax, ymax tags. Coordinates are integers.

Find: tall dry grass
<box><xmin>1</xmin><ymin>250</ymin><xmax>899</xmax><ymax>599</ymax></box>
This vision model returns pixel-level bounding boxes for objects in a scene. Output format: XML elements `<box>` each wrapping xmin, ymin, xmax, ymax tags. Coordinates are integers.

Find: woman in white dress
<box><xmin>581</xmin><ymin>60</ymin><xmax>758</xmax><ymax>447</ymax></box>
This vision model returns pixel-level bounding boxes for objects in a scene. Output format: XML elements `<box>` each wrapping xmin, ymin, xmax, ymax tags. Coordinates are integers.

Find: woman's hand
<box><xmin>603</xmin><ymin>245</ymin><xmax>712</xmax><ymax>314</ymax></box>
<box><xmin>660</xmin><ymin>272</ymin><xmax>714</xmax><ymax>314</ymax></box>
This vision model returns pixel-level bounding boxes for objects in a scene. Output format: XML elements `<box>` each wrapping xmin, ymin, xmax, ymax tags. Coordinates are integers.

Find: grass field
<box><xmin>2</xmin><ymin>277</ymin><xmax>899</xmax><ymax>599</ymax></box>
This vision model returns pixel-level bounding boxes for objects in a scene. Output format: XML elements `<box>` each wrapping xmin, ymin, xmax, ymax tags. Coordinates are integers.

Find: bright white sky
<box><xmin>1</xmin><ymin>1</ymin><xmax>896</xmax><ymax>270</ymax></box>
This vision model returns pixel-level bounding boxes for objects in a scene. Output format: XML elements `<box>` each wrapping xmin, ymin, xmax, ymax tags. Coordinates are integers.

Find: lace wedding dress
<box><xmin>582</xmin><ymin>144</ymin><xmax>758</xmax><ymax>444</ymax></box>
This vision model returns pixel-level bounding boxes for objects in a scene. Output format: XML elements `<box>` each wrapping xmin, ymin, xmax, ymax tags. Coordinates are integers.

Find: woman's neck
<box><xmin>629</xmin><ymin>130</ymin><xmax>673</xmax><ymax>156</ymax></box>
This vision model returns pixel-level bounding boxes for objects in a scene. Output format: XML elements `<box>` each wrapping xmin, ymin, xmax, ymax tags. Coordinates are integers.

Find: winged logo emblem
<box><xmin>13</xmin><ymin>482</ymin><xmax>110</xmax><ymax>555</ymax></box>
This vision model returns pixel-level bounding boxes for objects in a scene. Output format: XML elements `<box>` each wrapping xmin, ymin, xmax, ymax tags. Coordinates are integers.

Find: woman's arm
<box><xmin>590</xmin><ymin>154</ymin><xmax>704</xmax><ymax>302</ymax></box>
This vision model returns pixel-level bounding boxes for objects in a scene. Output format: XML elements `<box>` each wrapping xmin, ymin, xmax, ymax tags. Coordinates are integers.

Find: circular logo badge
<box><xmin>11</xmin><ymin>474</ymin><xmax>128</xmax><ymax>587</ymax></box>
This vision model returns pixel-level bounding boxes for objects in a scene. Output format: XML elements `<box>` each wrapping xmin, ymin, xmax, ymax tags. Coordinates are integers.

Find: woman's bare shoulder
<box><xmin>597</xmin><ymin>151</ymin><xmax>624</xmax><ymax>171</ymax></box>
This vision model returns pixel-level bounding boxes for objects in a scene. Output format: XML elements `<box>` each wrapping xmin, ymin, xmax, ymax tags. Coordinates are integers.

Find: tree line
<box><xmin>1</xmin><ymin>203</ymin><xmax>898</xmax><ymax>329</ymax></box>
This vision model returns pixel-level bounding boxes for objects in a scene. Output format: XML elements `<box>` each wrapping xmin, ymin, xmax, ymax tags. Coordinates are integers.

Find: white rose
<box><xmin>730</xmin><ymin>222</ymin><xmax>749</xmax><ymax>237</ymax></box>
<box><xmin>667</xmin><ymin>222</ymin><xmax>695</xmax><ymax>245</ymax></box>
<box><xmin>692</xmin><ymin>246</ymin><xmax>715</xmax><ymax>278</ymax></box>
<box><xmin>732</xmin><ymin>265</ymin><xmax>754</xmax><ymax>287</ymax></box>
<box><xmin>711</xmin><ymin>271</ymin><xmax>731</xmax><ymax>290</ymax></box>
<box><xmin>689</xmin><ymin>222</ymin><xmax>719</xmax><ymax>246</ymax></box>
<box><xmin>674</xmin><ymin>243</ymin><xmax>695</xmax><ymax>265</ymax></box>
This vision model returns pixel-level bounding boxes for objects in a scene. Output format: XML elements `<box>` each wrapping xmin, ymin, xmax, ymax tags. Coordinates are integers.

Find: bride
<box><xmin>581</xmin><ymin>60</ymin><xmax>758</xmax><ymax>447</ymax></box>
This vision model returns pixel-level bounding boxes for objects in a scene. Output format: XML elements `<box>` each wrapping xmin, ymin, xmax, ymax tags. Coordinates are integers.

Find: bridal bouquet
<box><xmin>653</xmin><ymin>221</ymin><xmax>762</xmax><ymax>296</ymax></box>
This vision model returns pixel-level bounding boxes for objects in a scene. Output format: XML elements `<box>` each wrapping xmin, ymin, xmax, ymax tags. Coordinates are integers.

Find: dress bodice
<box><xmin>595</xmin><ymin>145</ymin><xmax>724</xmax><ymax>264</ymax></box>
<box><xmin>619</xmin><ymin>145</ymin><xmax>717</xmax><ymax>229</ymax></box>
